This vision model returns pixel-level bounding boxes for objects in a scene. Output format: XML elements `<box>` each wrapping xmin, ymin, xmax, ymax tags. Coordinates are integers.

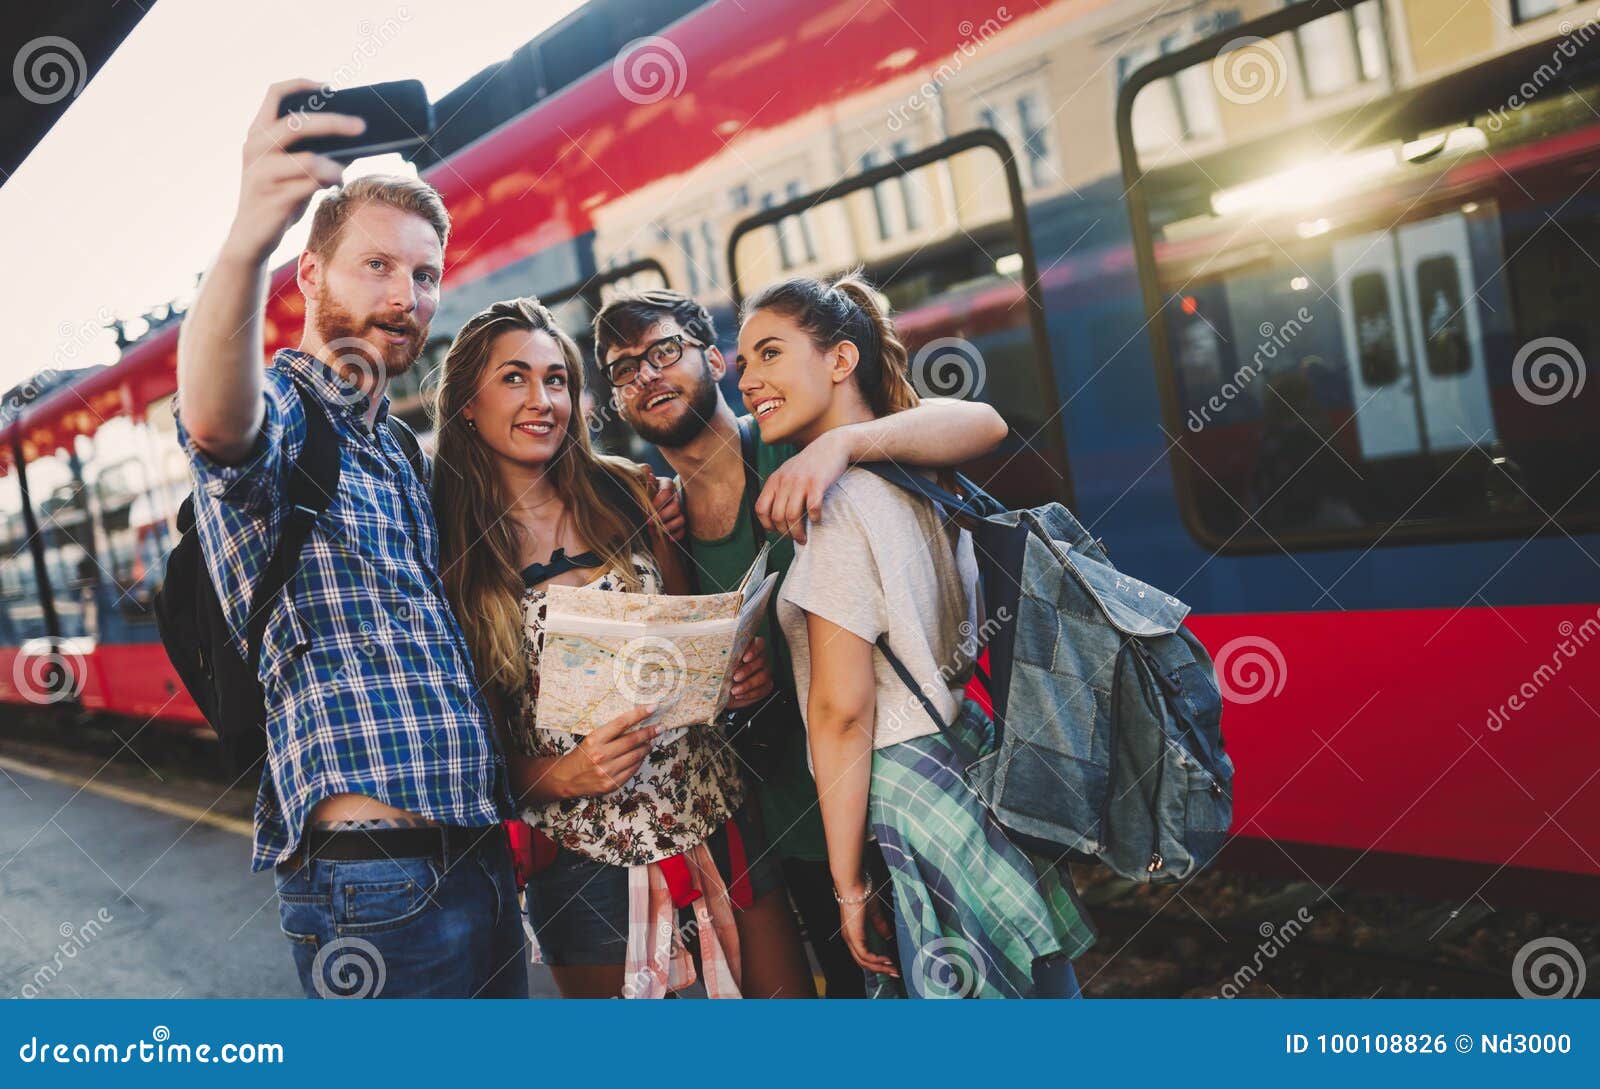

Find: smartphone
<box><xmin>277</xmin><ymin>79</ymin><xmax>433</xmax><ymax>163</ymax></box>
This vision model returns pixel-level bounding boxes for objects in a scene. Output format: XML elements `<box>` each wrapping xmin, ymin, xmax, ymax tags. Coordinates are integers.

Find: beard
<box><xmin>625</xmin><ymin>363</ymin><xmax>720</xmax><ymax>449</ymax></box>
<box><xmin>312</xmin><ymin>283</ymin><xmax>426</xmax><ymax>378</ymax></box>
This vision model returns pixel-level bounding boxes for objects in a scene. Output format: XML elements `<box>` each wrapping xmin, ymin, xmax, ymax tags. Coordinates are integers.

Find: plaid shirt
<box><xmin>177</xmin><ymin>349</ymin><xmax>512</xmax><ymax>871</ymax></box>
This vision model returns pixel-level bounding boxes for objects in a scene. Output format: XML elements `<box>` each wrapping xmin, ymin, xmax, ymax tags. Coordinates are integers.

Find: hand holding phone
<box><xmin>222</xmin><ymin>79</ymin><xmax>363</xmax><ymax>265</ymax></box>
<box><xmin>277</xmin><ymin>79</ymin><xmax>433</xmax><ymax>164</ymax></box>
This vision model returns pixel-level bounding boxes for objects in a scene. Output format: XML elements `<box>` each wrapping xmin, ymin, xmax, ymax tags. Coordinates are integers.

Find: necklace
<box><xmin>510</xmin><ymin>491</ymin><xmax>562</xmax><ymax>517</ymax></box>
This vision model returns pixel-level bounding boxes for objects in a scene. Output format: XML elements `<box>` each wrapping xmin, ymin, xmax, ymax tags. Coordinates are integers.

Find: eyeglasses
<box><xmin>604</xmin><ymin>333</ymin><xmax>702</xmax><ymax>388</ymax></box>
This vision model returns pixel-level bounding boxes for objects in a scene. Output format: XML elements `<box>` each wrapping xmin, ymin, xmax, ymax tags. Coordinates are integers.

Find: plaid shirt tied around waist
<box><xmin>176</xmin><ymin>349</ymin><xmax>512</xmax><ymax>871</ymax></box>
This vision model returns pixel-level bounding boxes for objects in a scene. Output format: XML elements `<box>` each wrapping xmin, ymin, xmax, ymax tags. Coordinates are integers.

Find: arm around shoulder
<box><xmin>839</xmin><ymin>397</ymin><xmax>1007</xmax><ymax>467</ymax></box>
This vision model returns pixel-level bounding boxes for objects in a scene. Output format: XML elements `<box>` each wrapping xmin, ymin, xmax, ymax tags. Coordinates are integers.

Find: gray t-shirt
<box><xmin>777</xmin><ymin>467</ymin><xmax>981</xmax><ymax>751</ymax></box>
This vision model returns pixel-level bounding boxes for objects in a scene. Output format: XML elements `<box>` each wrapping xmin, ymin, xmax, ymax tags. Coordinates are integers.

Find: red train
<box><xmin>2</xmin><ymin>0</ymin><xmax>1596</xmax><ymax>905</ymax></box>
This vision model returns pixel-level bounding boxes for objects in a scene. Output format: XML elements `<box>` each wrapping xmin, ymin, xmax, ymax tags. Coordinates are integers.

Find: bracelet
<box><xmin>833</xmin><ymin>878</ymin><xmax>874</xmax><ymax>905</ymax></box>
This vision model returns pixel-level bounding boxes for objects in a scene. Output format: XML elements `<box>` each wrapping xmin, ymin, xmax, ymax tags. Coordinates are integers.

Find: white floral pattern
<box><xmin>514</xmin><ymin>552</ymin><xmax>745</xmax><ymax>866</ymax></box>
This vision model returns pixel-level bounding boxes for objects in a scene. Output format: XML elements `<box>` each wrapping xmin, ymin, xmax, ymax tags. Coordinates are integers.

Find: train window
<box><xmin>1120</xmin><ymin>0</ymin><xmax>1600</xmax><ymax>549</ymax></box>
<box><xmin>0</xmin><ymin>474</ymin><xmax>44</xmax><ymax>645</ymax></box>
<box><xmin>1414</xmin><ymin>256</ymin><xmax>1469</xmax><ymax>378</ymax></box>
<box><xmin>1350</xmin><ymin>273</ymin><xmax>1400</xmax><ymax>387</ymax></box>
<box><xmin>728</xmin><ymin>133</ymin><xmax>1073</xmax><ymax>510</ymax></box>
<box><xmin>92</xmin><ymin>454</ymin><xmax>165</xmax><ymax>622</ymax></box>
<box><xmin>36</xmin><ymin>466</ymin><xmax>96</xmax><ymax>639</ymax></box>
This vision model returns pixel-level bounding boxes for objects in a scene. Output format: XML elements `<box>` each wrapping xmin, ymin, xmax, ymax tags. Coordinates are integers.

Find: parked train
<box><xmin>1</xmin><ymin>0</ymin><xmax>1596</xmax><ymax>902</ymax></box>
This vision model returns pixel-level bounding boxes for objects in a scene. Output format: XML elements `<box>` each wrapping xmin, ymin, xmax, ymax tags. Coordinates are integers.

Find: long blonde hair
<box><xmin>432</xmin><ymin>297</ymin><xmax>658</xmax><ymax>705</ymax></box>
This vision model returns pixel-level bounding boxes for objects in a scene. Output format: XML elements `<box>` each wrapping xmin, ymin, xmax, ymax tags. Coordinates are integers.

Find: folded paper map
<box><xmin>534</xmin><ymin>543</ymin><xmax>777</xmax><ymax>735</ymax></box>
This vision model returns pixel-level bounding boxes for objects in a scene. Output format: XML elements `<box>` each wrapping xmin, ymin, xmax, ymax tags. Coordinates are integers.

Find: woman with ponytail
<box><xmin>737</xmin><ymin>272</ymin><xmax>1097</xmax><ymax>998</ymax></box>
<box><xmin>434</xmin><ymin>297</ymin><xmax>813</xmax><ymax>998</ymax></box>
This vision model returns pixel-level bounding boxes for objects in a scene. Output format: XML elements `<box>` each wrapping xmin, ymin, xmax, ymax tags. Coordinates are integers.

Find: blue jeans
<box><xmin>275</xmin><ymin>830</ymin><xmax>527</xmax><ymax>998</ymax></box>
<box><xmin>1032</xmin><ymin>951</ymin><xmax>1084</xmax><ymax>998</ymax></box>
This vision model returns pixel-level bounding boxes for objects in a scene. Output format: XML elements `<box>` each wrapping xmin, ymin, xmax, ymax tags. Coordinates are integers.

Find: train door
<box><xmin>1396</xmin><ymin>215</ymin><xmax>1495</xmax><ymax>453</ymax></box>
<box><xmin>1331</xmin><ymin>230</ymin><xmax>1422</xmax><ymax>460</ymax></box>
<box><xmin>1332</xmin><ymin>213</ymin><xmax>1496</xmax><ymax>461</ymax></box>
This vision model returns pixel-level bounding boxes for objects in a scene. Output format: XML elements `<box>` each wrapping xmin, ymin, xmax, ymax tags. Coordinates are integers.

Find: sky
<box><xmin>0</xmin><ymin>0</ymin><xmax>587</xmax><ymax>389</ymax></box>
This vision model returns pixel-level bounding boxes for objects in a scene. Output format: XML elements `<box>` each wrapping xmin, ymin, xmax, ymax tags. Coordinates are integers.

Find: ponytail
<box><xmin>829</xmin><ymin>273</ymin><xmax>919</xmax><ymax>414</ymax></box>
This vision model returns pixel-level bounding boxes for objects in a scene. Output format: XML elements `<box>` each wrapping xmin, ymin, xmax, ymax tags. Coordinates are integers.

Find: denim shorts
<box><xmin>524</xmin><ymin>803</ymin><xmax>782</xmax><ymax>967</ymax></box>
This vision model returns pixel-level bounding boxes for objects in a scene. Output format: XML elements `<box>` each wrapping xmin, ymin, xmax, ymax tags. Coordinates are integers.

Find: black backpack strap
<box><xmin>244</xmin><ymin>385</ymin><xmax>342</xmax><ymax>671</ymax></box>
<box><xmin>735</xmin><ymin>415</ymin><xmax>766</xmax><ymax>552</ymax></box>
<box><xmin>874</xmin><ymin>634</ymin><xmax>983</xmax><ymax>770</ymax></box>
<box><xmin>384</xmin><ymin>414</ymin><xmax>428</xmax><ymax>484</ymax></box>
<box><xmin>857</xmin><ymin>462</ymin><xmax>1004</xmax><ymax>520</ymax></box>
<box><xmin>592</xmin><ymin>467</ymin><xmax>653</xmax><ymax>540</ymax></box>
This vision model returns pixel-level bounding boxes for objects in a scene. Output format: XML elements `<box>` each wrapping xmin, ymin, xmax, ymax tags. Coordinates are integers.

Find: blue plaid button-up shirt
<box><xmin>177</xmin><ymin>349</ymin><xmax>512</xmax><ymax>871</ymax></box>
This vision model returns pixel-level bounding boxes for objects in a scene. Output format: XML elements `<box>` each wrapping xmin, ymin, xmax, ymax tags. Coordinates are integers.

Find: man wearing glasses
<box><xmin>593</xmin><ymin>290</ymin><xmax>1008</xmax><ymax>996</ymax></box>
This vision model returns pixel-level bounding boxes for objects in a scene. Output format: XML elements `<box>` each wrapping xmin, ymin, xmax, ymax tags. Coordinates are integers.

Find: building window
<box><xmin>977</xmin><ymin>89</ymin><xmax>1061</xmax><ymax>189</ymax></box>
<box><xmin>675</xmin><ymin>220</ymin><xmax>722</xmax><ymax>295</ymax></box>
<box><xmin>761</xmin><ymin>182</ymin><xmax>818</xmax><ymax>269</ymax></box>
<box><xmin>859</xmin><ymin>142</ymin><xmax>929</xmax><ymax>241</ymax></box>
<box><xmin>784</xmin><ymin>180</ymin><xmax>818</xmax><ymax>263</ymax></box>
<box><xmin>1118</xmin><ymin>44</ymin><xmax>1219</xmax><ymax>154</ymax></box>
<box><xmin>1288</xmin><ymin>0</ymin><xmax>1386</xmax><ymax>97</ymax></box>
<box><xmin>859</xmin><ymin>149</ymin><xmax>894</xmax><ymax>240</ymax></box>
<box><xmin>1512</xmin><ymin>0</ymin><xmax>1572</xmax><ymax>22</ymax></box>
<box><xmin>891</xmin><ymin>140</ymin><xmax>926</xmax><ymax>231</ymax></box>
<box><xmin>757</xmin><ymin>192</ymin><xmax>788</xmax><ymax>268</ymax></box>
<box><xmin>760</xmin><ymin>189</ymin><xmax>816</xmax><ymax>270</ymax></box>
<box><xmin>700</xmin><ymin>220</ymin><xmax>721</xmax><ymax>287</ymax></box>
<box><xmin>678</xmin><ymin>229</ymin><xmax>701</xmax><ymax>295</ymax></box>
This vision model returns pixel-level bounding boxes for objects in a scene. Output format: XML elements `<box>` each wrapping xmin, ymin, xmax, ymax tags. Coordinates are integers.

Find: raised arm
<box><xmin>756</xmin><ymin>398</ymin><xmax>1007</xmax><ymax>539</ymax></box>
<box><xmin>177</xmin><ymin>79</ymin><xmax>360</xmax><ymax>464</ymax></box>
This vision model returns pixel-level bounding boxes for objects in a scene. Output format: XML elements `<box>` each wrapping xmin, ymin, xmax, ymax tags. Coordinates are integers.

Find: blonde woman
<box><xmin>433</xmin><ymin>297</ymin><xmax>812</xmax><ymax>997</ymax></box>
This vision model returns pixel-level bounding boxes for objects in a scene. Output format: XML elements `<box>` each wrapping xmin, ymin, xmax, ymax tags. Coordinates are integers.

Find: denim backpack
<box><xmin>862</xmin><ymin>464</ymin><xmax>1232</xmax><ymax>884</ymax></box>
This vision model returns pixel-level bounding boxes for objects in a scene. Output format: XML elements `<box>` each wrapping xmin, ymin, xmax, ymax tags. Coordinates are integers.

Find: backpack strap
<box><xmin>874</xmin><ymin>634</ymin><xmax>983</xmax><ymax>771</ymax></box>
<box><xmin>735</xmin><ymin>415</ymin><xmax>766</xmax><ymax>552</ymax></box>
<box><xmin>244</xmin><ymin>384</ymin><xmax>342</xmax><ymax>671</ymax></box>
<box><xmin>384</xmin><ymin>414</ymin><xmax>428</xmax><ymax>483</ymax></box>
<box><xmin>856</xmin><ymin>462</ymin><xmax>1004</xmax><ymax>521</ymax></box>
<box><xmin>593</xmin><ymin>468</ymin><xmax>653</xmax><ymax>540</ymax></box>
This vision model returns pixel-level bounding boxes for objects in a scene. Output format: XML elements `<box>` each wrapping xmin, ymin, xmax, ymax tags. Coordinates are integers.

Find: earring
<box><xmin>465</xmin><ymin>419</ymin><xmax>477</xmax><ymax>431</ymax></box>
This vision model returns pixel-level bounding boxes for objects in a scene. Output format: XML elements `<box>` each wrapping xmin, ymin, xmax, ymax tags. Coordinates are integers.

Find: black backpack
<box><xmin>153</xmin><ymin>386</ymin><xmax>425</xmax><ymax>775</ymax></box>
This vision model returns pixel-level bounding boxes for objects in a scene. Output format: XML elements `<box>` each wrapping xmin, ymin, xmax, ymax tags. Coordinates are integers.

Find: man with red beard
<box><xmin>175</xmin><ymin>81</ymin><xmax>525</xmax><ymax>997</ymax></box>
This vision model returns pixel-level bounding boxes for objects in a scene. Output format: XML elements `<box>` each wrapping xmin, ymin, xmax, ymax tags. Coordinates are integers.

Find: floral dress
<box><xmin>513</xmin><ymin>550</ymin><xmax>745</xmax><ymax>866</ymax></box>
